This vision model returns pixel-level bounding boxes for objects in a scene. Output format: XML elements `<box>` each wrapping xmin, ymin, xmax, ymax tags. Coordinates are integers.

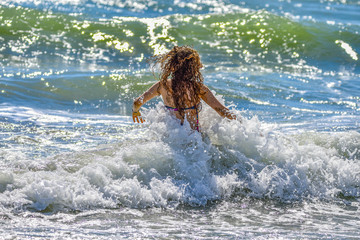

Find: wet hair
<box><xmin>150</xmin><ymin>46</ymin><xmax>203</xmax><ymax>117</ymax></box>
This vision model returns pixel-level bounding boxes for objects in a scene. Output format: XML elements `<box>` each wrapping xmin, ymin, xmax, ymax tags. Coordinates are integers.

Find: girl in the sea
<box><xmin>132</xmin><ymin>46</ymin><xmax>237</xmax><ymax>131</ymax></box>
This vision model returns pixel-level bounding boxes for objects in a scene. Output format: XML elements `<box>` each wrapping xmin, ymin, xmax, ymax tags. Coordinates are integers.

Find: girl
<box><xmin>132</xmin><ymin>46</ymin><xmax>237</xmax><ymax>131</ymax></box>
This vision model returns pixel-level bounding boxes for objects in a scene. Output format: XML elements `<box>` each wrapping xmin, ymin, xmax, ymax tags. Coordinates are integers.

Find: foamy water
<box><xmin>1</xmin><ymin>99</ymin><xmax>359</xmax><ymax>238</ymax></box>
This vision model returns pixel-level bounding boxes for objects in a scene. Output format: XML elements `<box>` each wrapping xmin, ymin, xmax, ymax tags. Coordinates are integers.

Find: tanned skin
<box><xmin>132</xmin><ymin>46</ymin><xmax>237</xmax><ymax>130</ymax></box>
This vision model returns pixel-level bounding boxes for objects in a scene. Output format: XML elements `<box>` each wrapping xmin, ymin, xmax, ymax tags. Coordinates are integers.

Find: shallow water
<box><xmin>0</xmin><ymin>0</ymin><xmax>360</xmax><ymax>239</ymax></box>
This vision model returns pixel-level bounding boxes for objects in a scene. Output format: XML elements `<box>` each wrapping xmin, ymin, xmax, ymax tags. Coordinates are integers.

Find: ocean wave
<box><xmin>0</xmin><ymin>5</ymin><xmax>358</xmax><ymax>71</ymax></box>
<box><xmin>1</xmin><ymin>4</ymin><xmax>359</xmax><ymax>111</ymax></box>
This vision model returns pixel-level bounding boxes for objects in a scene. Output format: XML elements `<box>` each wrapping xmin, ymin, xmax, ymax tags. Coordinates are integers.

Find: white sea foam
<box><xmin>1</xmin><ymin>96</ymin><xmax>359</xmax><ymax>212</ymax></box>
<box><xmin>0</xmin><ymin>104</ymin><xmax>129</xmax><ymax>126</ymax></box>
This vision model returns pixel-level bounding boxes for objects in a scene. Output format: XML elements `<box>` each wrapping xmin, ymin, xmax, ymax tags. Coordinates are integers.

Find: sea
<box><xmin>0</xmin><ymin>0</ymin><xmax>359</xmax><ymax>239</ymax></box>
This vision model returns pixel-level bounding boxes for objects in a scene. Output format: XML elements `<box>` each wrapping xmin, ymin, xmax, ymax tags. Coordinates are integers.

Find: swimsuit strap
<box><xmin>165</xmin><ymin>103</ymin><xmax>201</xmax><ymax>132</ymax></box>
<box><xmin>165</xmin><ymin>105</ymin><xmax>196</xmax><ymax>111</ymax></box>
<box><xmin>164</xmin><ymin>102</ymin><xmax>201</xmax><ymax>111</ymax></box>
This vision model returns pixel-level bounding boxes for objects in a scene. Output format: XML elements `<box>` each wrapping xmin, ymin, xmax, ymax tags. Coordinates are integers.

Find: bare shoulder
<box><xmin>155</xmin><ymin>81</ymin><xmax>163</xmax><ymax>93</ymax></box>
<box><xmin>140</xmin><ymin>81</ymin><xmax>161</xmax><ymax>99</ymax></box>
<box><xmin>150</xmin><ymin>81</ymin><xmax>161</xmax><ymax>92</ymax></box>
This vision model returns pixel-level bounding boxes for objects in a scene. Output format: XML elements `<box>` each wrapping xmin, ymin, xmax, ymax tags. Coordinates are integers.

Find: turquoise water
<box><xmin>0</xmin><ymin>0</ymin><xmax>359</xmax><ymax>239</ymax></box>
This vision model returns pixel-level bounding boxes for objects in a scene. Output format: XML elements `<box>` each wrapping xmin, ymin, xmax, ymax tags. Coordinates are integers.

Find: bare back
<box><xmin>158</xmin><ymin>80</ymin><xmax>201</xmax><ymax>130</ymax></box>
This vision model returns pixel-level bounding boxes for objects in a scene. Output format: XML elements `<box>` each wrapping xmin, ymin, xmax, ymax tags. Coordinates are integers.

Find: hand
<box><xmin>132</xmin><ymin>111</ymin><xmax>145</xmax><ymax>123</ymax></box>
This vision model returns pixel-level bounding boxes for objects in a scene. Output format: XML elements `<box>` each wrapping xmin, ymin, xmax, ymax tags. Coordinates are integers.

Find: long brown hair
<box><xmin>150</xmin><ymin>46</ymin><xmax>204</xmax><ymax>117</ymax></box>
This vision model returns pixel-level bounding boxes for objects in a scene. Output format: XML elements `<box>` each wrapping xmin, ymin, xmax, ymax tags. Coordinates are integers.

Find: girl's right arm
<box><xmin>132</xmin><ymin>81</ymin><xmax>161</xmax><ymax>123</ymax></box>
